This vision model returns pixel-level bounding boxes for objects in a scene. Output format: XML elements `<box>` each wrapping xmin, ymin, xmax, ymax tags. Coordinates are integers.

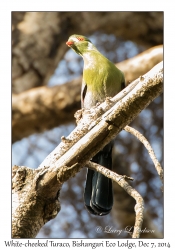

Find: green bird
<box><xmin>66</xmin><ymin>34</ymin><xmax>125</xmax><ymax>216</ymax></box>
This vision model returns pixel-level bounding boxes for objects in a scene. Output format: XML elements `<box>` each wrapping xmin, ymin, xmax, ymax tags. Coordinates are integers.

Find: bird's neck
<box><xmin>82</xmin><ymin>47</ymin><xmax>106</xmax><ymax>70</ymax></box>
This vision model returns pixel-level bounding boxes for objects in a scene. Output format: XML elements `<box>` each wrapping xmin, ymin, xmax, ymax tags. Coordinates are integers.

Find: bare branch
<box><xmin>39</xmin><ymin>62</ymin><xmax>163</xmax><ymax>171</ymax></box>
<box><xmin>12</xmin><ymin>62</ymin><xmax>163</xmax><ymax>238</ymax></box>
<box><xmin>124</xmin><ymin>125</ymin><xmax>163</xmax><ymax>184</ymax></box>
<box><xmin>86</xmin><ymin>162</ymin><xmax>144</xmax><ymax>238</ymax></box>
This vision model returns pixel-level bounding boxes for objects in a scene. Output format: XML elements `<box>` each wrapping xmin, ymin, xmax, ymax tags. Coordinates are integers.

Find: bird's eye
<box><xmin>77</xmin><ymin>37</ymin><xmax>85</xmax><ymax>41</ymax></box>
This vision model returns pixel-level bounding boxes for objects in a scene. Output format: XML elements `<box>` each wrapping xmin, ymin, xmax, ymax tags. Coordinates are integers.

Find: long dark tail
<box><xmin>84</xmin><ymin>143</ymin><xmax>113</xmax><ymax>216</ymax></box>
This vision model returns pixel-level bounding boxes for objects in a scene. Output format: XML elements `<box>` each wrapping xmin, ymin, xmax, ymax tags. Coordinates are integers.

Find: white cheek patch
<box><xmin>71</xmin><ymin>37</ymin><xmax>79</xmax><ymax>42</ymax></box>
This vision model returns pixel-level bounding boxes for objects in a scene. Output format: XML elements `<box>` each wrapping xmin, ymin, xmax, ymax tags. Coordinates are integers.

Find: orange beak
<box><xmin>66</xmin><ymin>41</ymin><xmax>74</xmax><ymax>46</ymax></box>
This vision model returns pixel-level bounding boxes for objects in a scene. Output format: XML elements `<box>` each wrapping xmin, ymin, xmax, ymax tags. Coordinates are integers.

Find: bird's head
<box><xmin>66</xmin><ymin>34</ymin><xmax>95</xmax><ymax>56</ymax></box>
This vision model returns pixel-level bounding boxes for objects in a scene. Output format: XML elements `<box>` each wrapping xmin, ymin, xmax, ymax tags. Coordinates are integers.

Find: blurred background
<box><xmin>12</xmin><ymin>12</ymin><xmax>163</xmax><ymax>238</ymax></box>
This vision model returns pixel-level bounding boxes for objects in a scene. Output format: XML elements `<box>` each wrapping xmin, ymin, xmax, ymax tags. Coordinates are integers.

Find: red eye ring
<box><xmin>77</xmin><ymin>37</ymin><xmax>84</xmax><ymax>41</ymax></box>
